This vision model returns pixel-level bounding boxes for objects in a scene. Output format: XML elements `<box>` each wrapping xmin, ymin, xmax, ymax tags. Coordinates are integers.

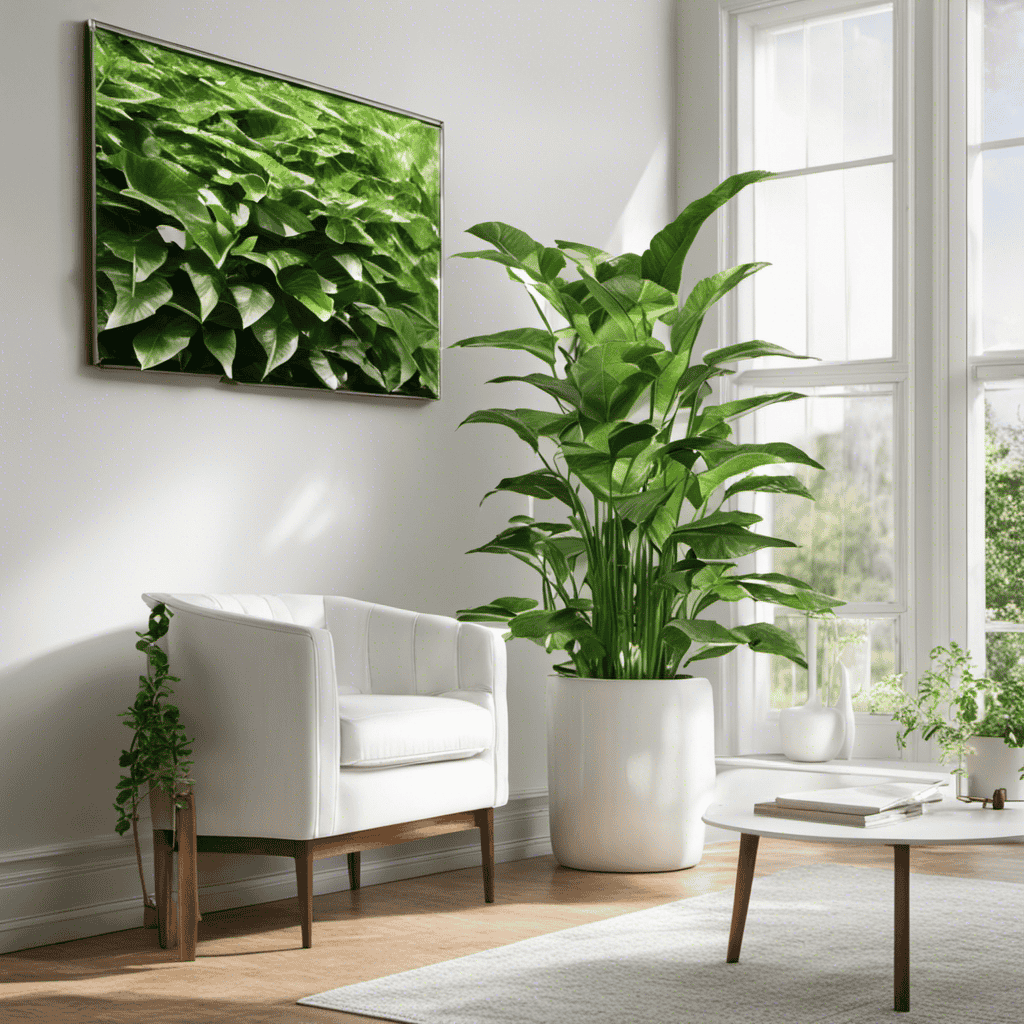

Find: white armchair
<box><xmin>142</xmin><ymin>592</ymin><xmax>508</xmax><ymax>949</ymax></box>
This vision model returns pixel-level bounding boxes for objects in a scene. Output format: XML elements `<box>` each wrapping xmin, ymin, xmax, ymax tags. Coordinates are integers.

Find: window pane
<box><xmin>754</xmin><ymin>7</ymin><xmax>892</xmax><ymax>170</ymax></box>
<box><xmin>982</xmin><ymin>0</ymin><xmax>1024</xmax><ymax>143</ymax></box>
<box><xmin>767</xmin><ymin>612</ymin><xmax>896</xmax><ymax>711</ymax></box>
<box><xmin>748</xmin><ymin>388</ymin><xmax>896</xmax><ymax>602</ymax></box>
<box><xmin>986</xmin><ymin>631</ymin><xmax>1024</xmax><ymax>692</ymax></box>
<box><xmin>752</xmin><ymin>164</ymin><xmax>892</xmax><ymax>362</ymax></box>
<box><xmin>979</xmin><ymin>146</ymin><xmax>1024</xmax><ymax>352</ymax></box>
<box><xmin>985</xmin><ymin>387</ymin><xmax>1024</xmax><ymax>626</ymax></box>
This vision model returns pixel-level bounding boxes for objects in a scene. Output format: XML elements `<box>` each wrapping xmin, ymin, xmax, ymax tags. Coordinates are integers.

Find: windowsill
<box><xmin>715</xmin><ymin>753</ymin><xmax>948</xmax><ymax>784</ymax></box>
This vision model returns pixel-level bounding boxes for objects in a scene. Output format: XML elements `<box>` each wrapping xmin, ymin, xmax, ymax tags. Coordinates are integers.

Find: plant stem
<box><xmin>130</xmin><ymin>805</ymin><xmax>154</xmax><ymax>910</ymax></box>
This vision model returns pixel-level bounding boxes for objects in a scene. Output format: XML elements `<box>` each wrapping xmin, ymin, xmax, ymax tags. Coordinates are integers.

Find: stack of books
<box><xmin>753</xmin><ymin>781</ymin><xmax>948</xmax><ymax>828</ymax></box>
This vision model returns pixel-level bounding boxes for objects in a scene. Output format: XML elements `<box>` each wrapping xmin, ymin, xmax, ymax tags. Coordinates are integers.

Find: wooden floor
<box><xmin>2</xmin><ymin>840</ymin><xmax>1021</xmax><ymax>1023</ymax></box>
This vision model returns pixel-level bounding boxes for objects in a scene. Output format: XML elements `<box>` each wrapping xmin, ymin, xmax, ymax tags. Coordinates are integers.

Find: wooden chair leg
<box><xmin>347</xmin><ymin>851</ymin><xmax>361</xmax><ymax>890</ymax></box>
<box><xmin>176</xmin><ymin>793</ymin><xmax>199</xmax><ymax>962</ymax></box>
<box><xmin>295</xmin><ymin>843</ymin><xmax>314</xmax><ymax>949</ymax></box>
<box><xmin>474</xmin><ymin>807</ymin><xmax>495</xmax><ymax>903</ymax></box>
<box><xmin>152</xmin><ymin>828</ymin><xmax>175</xmax><ymax>949</ymax></box>
<box><xmin>727</xmin><ymin>833</ymin><xmax>759</xmax><ymax>963</ymax></box>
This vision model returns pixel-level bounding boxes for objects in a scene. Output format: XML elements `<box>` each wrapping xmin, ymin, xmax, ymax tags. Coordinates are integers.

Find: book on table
<box><xmin>773</xmin><ymin>781</ymin><xmax>947</xmax><ymax>815</ymax></box>
<box><xmin>752</xmin><ymin>780</ymin><xmax>948</xmax><ymax>828</ymax></box>
<box><xmin>752</xmin><ymin>800</ymin><xmax>927</xmax><ymax>828</ymax></box>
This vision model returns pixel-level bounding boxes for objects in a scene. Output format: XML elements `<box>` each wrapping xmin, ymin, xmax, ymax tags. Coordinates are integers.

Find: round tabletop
<box><xmin>703</xmin><ymin>799</ymin><xmax>1024</xmax><ymax>846</ymax></box>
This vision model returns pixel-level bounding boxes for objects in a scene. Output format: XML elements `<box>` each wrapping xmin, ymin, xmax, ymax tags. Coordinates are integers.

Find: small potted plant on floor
<box><xmin>452</xmin><ymin>171</ymin><xmax>841</xmax><ymax>872</ymax></box>
<box><xmin>115</xmin><ymin>602</ymin><xmax>195</xmax><ymax>924</ymax></box>
<box><xmin>872</xmin><ymin>642</ymin><xmax>1024</xmax><ymax>799</ymax></box>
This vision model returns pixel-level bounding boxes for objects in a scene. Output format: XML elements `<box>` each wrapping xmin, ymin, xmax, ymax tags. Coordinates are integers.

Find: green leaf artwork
<box><xmin>90</xmin><ymin>22</ymin><xmax>441</xmax><ymax>398</ymax></box>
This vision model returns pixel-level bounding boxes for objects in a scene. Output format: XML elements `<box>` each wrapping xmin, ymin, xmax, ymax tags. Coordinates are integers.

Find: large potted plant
<box><xmin>454</xmin><ymin>171</ymin><xmax>840</xmax><ymax>871</ymax></box>
<box><xmin>873</xmin><ymin>642</ymin><xmax>1024</xmax><ymax>800</ymax></box>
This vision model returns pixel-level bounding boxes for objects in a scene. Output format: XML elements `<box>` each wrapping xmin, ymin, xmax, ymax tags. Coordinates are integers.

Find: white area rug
<box><xmin>299</xmin><ymin>863</ymin><xmax>1023</xmax><ymax>1024</ymax></box>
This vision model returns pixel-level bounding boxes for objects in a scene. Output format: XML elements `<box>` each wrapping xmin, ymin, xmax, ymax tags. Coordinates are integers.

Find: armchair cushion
<box><xmin>338</xmin><ymin>694</ymin><xmax>493</xmax><ymax>768</ymax></box>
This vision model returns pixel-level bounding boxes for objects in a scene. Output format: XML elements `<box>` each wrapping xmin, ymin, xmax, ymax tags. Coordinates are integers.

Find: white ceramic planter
<box><xmin>546</xmin><ymin>675</ymin><xmax>716</xmax><ymax>872</ymax></box>
<box><xmin>966</xmin><ymin>736</ymin><xmax>1024</xmax><ymax>801</ymax></box>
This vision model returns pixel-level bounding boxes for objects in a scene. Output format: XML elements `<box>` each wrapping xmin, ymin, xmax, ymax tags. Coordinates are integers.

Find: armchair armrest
<box><xmin>143</xmin><ymin>594</ymin><xmax>340</xmax><ymax>839</ymax></box>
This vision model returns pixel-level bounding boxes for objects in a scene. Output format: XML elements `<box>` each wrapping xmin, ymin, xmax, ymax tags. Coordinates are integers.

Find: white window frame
<box><xmin>717</xmin><ymin>0</ymin><xmax>916</xmax><ymax>756</ymax></box>
<box><xmin>945</xmin><ymin>1</ymin><xmax>1024</xmax><ymax>680</ymax></box>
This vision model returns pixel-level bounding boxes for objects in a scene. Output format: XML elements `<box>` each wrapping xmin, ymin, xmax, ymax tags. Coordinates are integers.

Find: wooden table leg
<box><xmin>727</xmin><ymin>833</ymin><xmax>759</xmax><ymax>963</ymax></box>
<box><xmin>894</xmin><ymin>844</ymin><xmax>910</xmax><ymax>1012</ymax></box>
<box><xmin>177</xmin><ymin>793</ymin><xmax>199</xmax><ymax>962</ymax></box>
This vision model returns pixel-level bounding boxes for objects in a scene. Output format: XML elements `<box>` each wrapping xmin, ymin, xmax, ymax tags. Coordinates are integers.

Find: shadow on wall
<box><xmin>0</xmin><ymin>626</ymin><xmax>145</xmax><ymax>853</ymax></box>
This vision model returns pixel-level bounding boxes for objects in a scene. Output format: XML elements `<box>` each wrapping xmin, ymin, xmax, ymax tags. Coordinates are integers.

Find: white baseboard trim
<box><xmin>0</xmin><ymin>795</ymin><xmax>553</xmax><ymax>956</ymax></box>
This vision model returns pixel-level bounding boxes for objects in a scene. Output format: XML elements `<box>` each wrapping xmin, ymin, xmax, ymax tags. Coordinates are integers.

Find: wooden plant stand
<box><xmin>152</xmin><ymin>805</ymin><xmax>495</xmax><ymax>961</ymax></box>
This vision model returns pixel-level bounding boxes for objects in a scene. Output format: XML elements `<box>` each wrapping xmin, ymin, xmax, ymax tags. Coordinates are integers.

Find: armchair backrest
<box><xmin>324</xmin><ymin>596</ymin><xmax>503</xmax><ymax>697</ymax></box>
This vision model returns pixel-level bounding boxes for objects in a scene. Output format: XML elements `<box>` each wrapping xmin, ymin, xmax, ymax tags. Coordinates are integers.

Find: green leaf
<box><xmin>488</xmin><ymin>373</ymin><xmax>584</xmax><ymax>410</ymax></box>
<box><xmin>252</xmin><ymin>197</ymin><xmax>315</xmax><ymax>236</ymax></box>
<box><xmin>732</xmin><ymin>622</ymin><xmax>808</xmax><ymax>668</ymax></box>
<box><xmin>641</xmin><ymin>171</ymin><xmax>773</xmax><ymax>294</ymax></box>
<box><xmin>671</xmin><ymin>264</ymin><xmax>769</xmax><ymax>357</ymax></box>
<box><xmin>578</xmin><ymin>272</ymin><xmax>639</xmax><ymax>344</ymax></box>
<box><xmin>133</xmin><ymin>315</ymin><xmax>194</xmax><ymax>369</ymax></box>
<box><xmin>509</xmin><ymin>608</ymin><xmax>604</xmax><ymax>659</ymax></box>
<box><xmin>251</xmin><ymin>305</ymin><xmax>299</xmax><ymax>378</ymax></box>
<box><xmin>102</xmin><ymin>228</ymin><xmax>168</xmax><ymax>285</ymax></box>
<box><xmin>117</xmin><ymin>151</ymin><xmax>234</xmax><ymax>268</ymax></box>
<box><xmin>202</xmin><ymin>327</ymin><xmax>235</xmax><ymax>377</ymax></box>
<box><xmin>723</xmin><ymin>474</ymin><xmax>815</xmax><ymax>501</ymax></box>
<box><xmin>104</xmin><ymin>276</ymin><xmax>173</xmax><ymax>331</ymax></box>
<box><xmin>704</xmin><ymin>340</ymin><xmax>814</xmax><ymax>366</ymax></box>
<box><xmin>679</xmin><ymin>510</ymin><xmax>764</xmax><ymax>531</ymax></box>
<box><xmin>607</xmin><ymin>421</ymin><xmax>658</xmax><ymax>460</ymax></box>
<box><xmin>701</xmin><ymin>391</ymin><xmax>805</xmax><ymax>424</ymax></box>
<box><xmin>459</xmin><ymin>408</ymin><xmax>573</xmax><ymax>452</ymax></box>
<box><xmin>738</xmin><ymin>581</ymin><xmax>844</xmax><ymax>612</ymax></box>
<box><xmin>307</xmin><ymin>350</ymin><xmax>341</xmax><ymax>389</ymax></box>
<box><xmin>673</xmin><ymin>525</ymin><xmax>797</xmax><ymax>559</ymax></box>
<box><xmin>482</xmin><ymin>469</ymin><xmax>577</xmax><ymax>508</ymax></box>
<box><xmin>613</xmin><ymin>486</ymin><xmax>676</xmax><ymax>526</ymax></box>
<box><xmin>457</xmin><ymin>597</ymin><xmax>539</xmax><ymax>622</ymax></box>
<box><xmin>180</xmin><ymin>254</ymin><xmax>224</xmax><ymax>322</ymax></box>
<box><xmin>451</xmin><ymin>328</ymin><xmax>557</xmax><ymax>368</ymax></box>
<box><xmin>697</xmin><ymin>443</ymin><xmax>824</xmax><ymax>501</ymax></box>
<box><xmin>663</xmin><ymin>618</ymin><xmax>741</xmax><ymax>645</ymax></box>
<box><xmin>228</xmin><ymin>284</ymin><xmax>275</xmax><ymax>329</ymax></box>
<box><xmin>278</xmin><ymin>265</ymin><xmax>334</xmax><ymax>321</ymax></box>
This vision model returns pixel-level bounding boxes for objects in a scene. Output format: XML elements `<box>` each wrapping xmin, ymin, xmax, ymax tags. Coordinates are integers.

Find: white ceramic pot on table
<box><xmin>546</xmin><ymin>675</ymin><xmax>716</xmax><ymax>872</ymax></box>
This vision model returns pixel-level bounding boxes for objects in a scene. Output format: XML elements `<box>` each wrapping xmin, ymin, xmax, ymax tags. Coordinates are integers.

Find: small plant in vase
<box><xmin>872</xmin><ymin>642</ymin><xmax>1024</xmax><ymax>796</ymax></box>
<box><xmin>114</xmin><ymin>603</ymin><xmax>194</xmax><ymax>920</ymax></box>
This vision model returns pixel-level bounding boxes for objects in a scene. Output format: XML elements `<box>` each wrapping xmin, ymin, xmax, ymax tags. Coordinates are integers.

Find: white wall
<box><xmin>0</xmin><ymin>0</ymin><xmax>678</xmax><ymax>948</ymax></box>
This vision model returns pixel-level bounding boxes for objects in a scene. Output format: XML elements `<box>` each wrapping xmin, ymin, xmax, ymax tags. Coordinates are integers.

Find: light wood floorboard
<box><xmin>2</xmin><ymin>841</ymin><xmax>1020</xmax><ymax>1023</ymax></box>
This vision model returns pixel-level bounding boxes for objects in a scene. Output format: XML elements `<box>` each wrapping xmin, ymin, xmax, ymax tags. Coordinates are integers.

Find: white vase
<box><xmin>836</xmin><ymin>663</ymin><xmax>857</xmax><ymax>760</ymax></box>
<box><xmin>965</xmin><ymin>736</ymin><xmax>1024</xmax><ymax>801</ymax></box>
<box><xmin>546</xmin><ymin>675</ymin><xmax>716</xmax><ymax>872</ymax></box>
<box><xmin>779</xmin><ymin>690</ymin><xmax>845</xmax><ymax>762</ymax></box>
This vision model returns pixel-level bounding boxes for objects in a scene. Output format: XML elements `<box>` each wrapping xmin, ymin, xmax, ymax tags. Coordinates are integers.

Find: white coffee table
<box><xmin>703</xmin><ymin>800</ymin><xmax>1024</xmax><ymax>1012</ymax></box>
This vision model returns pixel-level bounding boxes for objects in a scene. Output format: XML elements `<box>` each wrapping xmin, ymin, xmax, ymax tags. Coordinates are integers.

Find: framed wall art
<box><xmin>87</xmin><ymin>21</ymin><xmax>442</xmax><ymax>399</ymax></box>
